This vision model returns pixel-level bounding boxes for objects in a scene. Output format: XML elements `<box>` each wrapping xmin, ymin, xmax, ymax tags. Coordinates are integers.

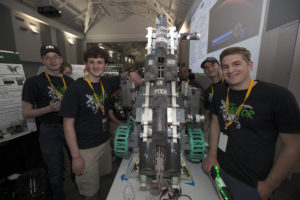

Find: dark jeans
<box><xmin>221</xmin><ymin>169</ymin><xmax>262</xmax><ymax>200</ymax></box>
<box><xmin>39</xmin><ymin>123</ymin><xmax>65</xmax><ymax>200</ymax></box>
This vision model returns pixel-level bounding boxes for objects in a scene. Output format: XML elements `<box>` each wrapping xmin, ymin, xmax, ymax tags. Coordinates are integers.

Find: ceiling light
<box><xmin>29</xmin><ymin>25</ymin><xmax>39</xmax><ymax>33</ymax></box>
<box><xmin>67</xmin><ymin>38</ymin><xmax>74</xmax><ymax>45</ymax></box>
<box><xmin>64</xmin><ymin>31</ymin><xmax>78</xmax><ymax>38</ymax></box>
<box><xmin>108</xmin><ymin>50</ymin><xmax>114</xmax><ymax>57</ymax></box>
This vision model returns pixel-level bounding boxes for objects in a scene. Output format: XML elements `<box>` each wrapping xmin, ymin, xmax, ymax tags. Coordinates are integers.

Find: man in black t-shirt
<box><xmin>201</xmin><ymin>57</ymin><xmax>224</xmax><ymax>140</ymax></box>
<box><xmin>202</xmin><ymin>47</ymin><xmax>300</xmax><ymax>200</ymax></box>
<box><xmin>108</xmin><ymin>88</ymin><xmax>127</xmax><ymax>147</ymax></box>
<box><xmin>178</xmin><ymin>65</ymin><xmax>204</xmax><ymax>91</ymax></box>
<box><xmin>22</xmin><ymin>44</ymin><xmax>73</xmax><ymax>200</ymax></box>
<box><xmin>60</xmin><ymin>47</ymin><xmax>118</xmax><ymax>200</ymax></box>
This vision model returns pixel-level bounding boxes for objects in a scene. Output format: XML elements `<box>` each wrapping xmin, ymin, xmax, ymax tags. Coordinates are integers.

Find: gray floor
<box><xmin>64</xmin><ymin>157</ymin><xmax>122</xmax><ymax>200</ymax></box>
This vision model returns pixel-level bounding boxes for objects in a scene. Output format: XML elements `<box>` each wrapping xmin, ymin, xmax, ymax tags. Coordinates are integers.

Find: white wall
<box><xmin>11</xmin><ymin>11</ymin><xmax>42</xmax><ymax>62</ymax></box>
<box><xmin>1</xmin><ymin>0</ymin><xmax>84</xmax><ymax>64</ymax></box>
<box><xmin>0</xmin><ymin>0</ymin><xmax>83</xmax><ymax>39</ymax></box>
<box><xmin>288</xmin><ymin>23</ymin><xmax>300</xmax><ymax>106</ymax></box>
<box><xmin>65</xmin><ymin>39</ymin><xmax>78</xmax><ymax>64</ymax></box>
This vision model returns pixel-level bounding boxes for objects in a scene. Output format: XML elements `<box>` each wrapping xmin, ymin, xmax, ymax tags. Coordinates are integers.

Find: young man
<box><xmin>202</xmin><ymin>47</ymin><xmax>300</xmax><ymax>200</ymax></box>
<box><xmin>22</xmin><ymin>44</ymin><xmax>74</xmax><ymax>200</ymax></box>
<box><xmin>201</xmin><ymin>57</ymin><xmax>224</xmax><ymax>139</ymax></box>
<box><xmin>108</xmin><ymin>88</ymin><xmax>127</xmax><ymax>147</ymax></box>
<box><xmin>178</xmin><ymin>65</ymin><xmax>204</xmax><ymax>91</ymax></box>
<box><xmin>60</xmin><ymin>62</ymin><xmax>72</xmax><ymax>77</ymax></box>
<box><xmin>59</xmin><ymin>47</ymin><xmax>118</xmax><ymax>200</ymax></box>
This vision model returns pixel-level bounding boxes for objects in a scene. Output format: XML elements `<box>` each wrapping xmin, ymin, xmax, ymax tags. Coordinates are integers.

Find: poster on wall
<box><xmin>0</xmin><ymin>50</ymin><xmax>36</xmax><ymax>142</ymax></box>
<box><xmin>71</xmin><ymin>64</ymin><xmax>86</xmax><ymax>80</ymax></box>
<box><xmin>207</xmin><ymin>0</ymin><xmax>263</xmax><ymax>53</ymax></box>
<box><xmin>189</xmin><ymin>0</ymin><xmax>266</xmax><ymax>77</ymax></box>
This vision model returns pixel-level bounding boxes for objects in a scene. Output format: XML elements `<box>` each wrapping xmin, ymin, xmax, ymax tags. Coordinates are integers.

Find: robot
<box><xmin>115</xmin><ymin>13</ymin><xmax>205</xmax><ymax>195</ymax></box>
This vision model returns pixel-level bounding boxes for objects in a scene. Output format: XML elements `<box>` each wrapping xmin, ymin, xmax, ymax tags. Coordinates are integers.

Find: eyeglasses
<box><xmin>44</xmin><ymin>55</ymin><xmax>60</xmax><ymax>62</ymax></box>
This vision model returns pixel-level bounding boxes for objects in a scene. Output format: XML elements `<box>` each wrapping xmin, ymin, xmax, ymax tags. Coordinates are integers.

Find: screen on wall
<box><xmin>207</xmin><ymin>0</ymin><xmax>263</xmax><ymax>53</ymax></box>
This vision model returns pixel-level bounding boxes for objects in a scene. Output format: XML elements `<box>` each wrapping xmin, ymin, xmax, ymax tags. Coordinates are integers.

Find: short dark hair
<box><xmin>220</xmin><ymin>47</ymin><xmax>251</xmax><ymax>63</ymax></box>
<box><xmin>179</xmin><ymin>65</ymin><xmax>189</xmax><ymax>70</ymax></box>
<box><xmin>83</xmin><ymin>46</ymin><xmax>109</xmax><ymax>63</ymax></box>
<box><xmin>59</xmin><ymin>62</ymin><xmax>72</xmax><ymax>73</ymax></box>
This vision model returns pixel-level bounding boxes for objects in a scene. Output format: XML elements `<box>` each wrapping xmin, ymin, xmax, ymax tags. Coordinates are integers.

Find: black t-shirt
<box><xmin>211</xmin><ymin>81</ymin><xmax>300</xmax><ymax>187</ymax></box>
<box><xmin>110</xmin><ymin>96</ymin><xmax>127</xmax><ymax>121</ymax></box>
<box><xmin>189</xmin><ymin>79</ymin><xmax>204</xmax><ymax>91</ymax></box>
<box><xmin>21</xmin><ymin>72</ymin><xmax>74</xmax><ymax>124</ymax></box>
<box><xmin>203</xmin><ymin>80</ymin><xmax>226</xmax><ymax>110</ymax></box>
<box><xmin>59</xmin><ymin>76</ymin><xmax>119</xmax><ymax>149</ymax></box>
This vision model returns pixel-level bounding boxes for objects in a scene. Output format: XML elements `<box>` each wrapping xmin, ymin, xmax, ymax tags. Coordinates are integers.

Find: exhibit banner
<box><xmin>0</xmin><ymin>50</ymin><xmax>36</xmax><ymax>142</ymax></box>
<box><xmin>71</xmin><ymin>64</ymin><xmax>86</xmax><ymax>80</ymax></box>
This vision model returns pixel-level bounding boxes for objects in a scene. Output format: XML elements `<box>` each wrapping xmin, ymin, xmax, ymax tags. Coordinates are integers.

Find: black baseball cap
<box><xmin>40</xmin><ymin>44</ymin><xmax>61</xmax><ymax>57</ymax></box>
<box><xmin>201</xmin><ymin>57</ymin><xmax>219</xmax><ymax>69</ymax></box>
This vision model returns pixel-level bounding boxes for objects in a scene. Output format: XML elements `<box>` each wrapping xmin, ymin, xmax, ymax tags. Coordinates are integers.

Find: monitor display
<box><xmin>207</xmin><ymin>0</ymin><xmax>263</xmax><ymax>53</ymax></box>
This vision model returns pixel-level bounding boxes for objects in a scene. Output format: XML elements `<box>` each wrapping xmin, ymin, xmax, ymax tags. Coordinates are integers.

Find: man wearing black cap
<box><xmin>201</xmin><ymin>57</ymin><xmax>224</xmax><ymax>139</ymax></box>
<box><xmin>22</xmin><ymin>44</ymin><xmax>73</xmax><ymax>200</ymax></box>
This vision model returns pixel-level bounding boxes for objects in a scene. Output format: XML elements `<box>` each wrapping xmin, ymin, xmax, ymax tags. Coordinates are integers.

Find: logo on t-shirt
<box><xmin>85</xmin><ymin>93</ymin><xmax>107</xmax><ymax>114</ymax></box>
<box><xmin>220</xmin><ymin>100</ymin><xmax>255</xmax><ymax>129</ymax></box>
<box><xmin>47</xmin><ymin>86</ymin><xmax>66</xmax><ymax>101</ymax></box>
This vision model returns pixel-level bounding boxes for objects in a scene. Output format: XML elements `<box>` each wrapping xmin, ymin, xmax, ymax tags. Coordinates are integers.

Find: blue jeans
<box><xmin>39</xmin><ymin>123</ymin><xmax>65</xmax><ymax>200</ymax></box>
<box><xmin>221</xmin><ymin>170</ymin><xmax>262</xmax><ymax>200</ymax></box>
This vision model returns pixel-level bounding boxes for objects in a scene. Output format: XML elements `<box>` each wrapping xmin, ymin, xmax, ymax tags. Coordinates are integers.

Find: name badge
<box><xmin>218</xmin><ymin>132</ymin><xmax>228</xmax><ymax>152</ymax></box>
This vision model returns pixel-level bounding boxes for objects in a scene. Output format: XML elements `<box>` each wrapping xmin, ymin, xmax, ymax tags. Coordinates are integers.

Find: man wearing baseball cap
<box><xmin>201</xmin><ymin>57</ymin><xmax>225</xmax><ymax>140</ymax></box>
<box><xmin>22</xmin><ymin>44</ymin><xmax>73</xmax><ymax>200</ymax></box>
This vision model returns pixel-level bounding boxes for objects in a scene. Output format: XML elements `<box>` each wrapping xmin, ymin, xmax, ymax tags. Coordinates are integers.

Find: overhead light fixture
<box><xmin>67</xmin><ymin>38</ymin><xmax>74</xmax><ymax>45</ymax></box>
<box><xmin>108</xmin><ymin>50</ymin><xmax>114</xmax><ymax>57</ymax></box>
<box><xmin>18</xmin><ymin>12</ymin><xmax>46</xmax><ymax>24</ymax></box>
<box><xmin>64</xmin><ymin>31</ymin><xmax>79</xmax><ymax>38</ymax></box>
<box><xmin>64</xmin><ymin>32</ymin><xmax>75</xmax><ymax>45</ymax></box>
<box><xmin>29</xmin><ymin>24</ymin><xmax>39</xmax><ymax>34</ymax></box>
<box><xmin>179</xmin><ymin>22</ymin><xmax>188</xmax><ymax>33</ymax></box>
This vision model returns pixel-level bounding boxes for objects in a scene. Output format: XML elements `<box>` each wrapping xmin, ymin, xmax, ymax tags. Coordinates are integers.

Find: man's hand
<box><xmin>72</xmin><ymin>155</ymin><xmax>85</xmax><ymax>176</ymax></box>
<box><xmin>49</xmin><ymin>99</ymin><xmax>61</xmax><ymax>112</ymax></box>
<box><xmin>257</xmin><ymin>180</ymin><xmax>276</xmax><ymax>200</ymax></box>
<box><xmin>202</xmin><ymin>155</ymin><xmax>220</xmax><ymax>174</ymax></box>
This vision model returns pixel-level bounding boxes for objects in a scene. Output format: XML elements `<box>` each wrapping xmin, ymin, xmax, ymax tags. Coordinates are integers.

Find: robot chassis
<box><xmin>115</xmin><ymin>14</ymin><xmax>205</xmax><ymax>195</ymax></box>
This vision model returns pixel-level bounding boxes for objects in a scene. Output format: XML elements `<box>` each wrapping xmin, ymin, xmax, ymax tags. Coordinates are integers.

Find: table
<box><xmin>107</xmin><ymin>157</ymin><xmax>221</xmax><ymax>200</ymax></box>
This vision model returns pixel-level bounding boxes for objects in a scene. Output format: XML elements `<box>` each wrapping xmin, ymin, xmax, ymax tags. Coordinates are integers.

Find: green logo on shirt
<box><xmin>228</xmin><ymin>102</ymin><xmax>255</xmax><ymax>119</ymax></box>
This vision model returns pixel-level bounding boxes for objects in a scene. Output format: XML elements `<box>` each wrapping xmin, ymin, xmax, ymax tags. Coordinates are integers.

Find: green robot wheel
<box><xmin>188</xmin><ymin>128</ymin><xmax>205</xmax><ymax>162</ymax></box>
<box><xmin>114</xmin><ymin>125</ymin><xmax>131</xmax><ymax>157</ymax></box>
